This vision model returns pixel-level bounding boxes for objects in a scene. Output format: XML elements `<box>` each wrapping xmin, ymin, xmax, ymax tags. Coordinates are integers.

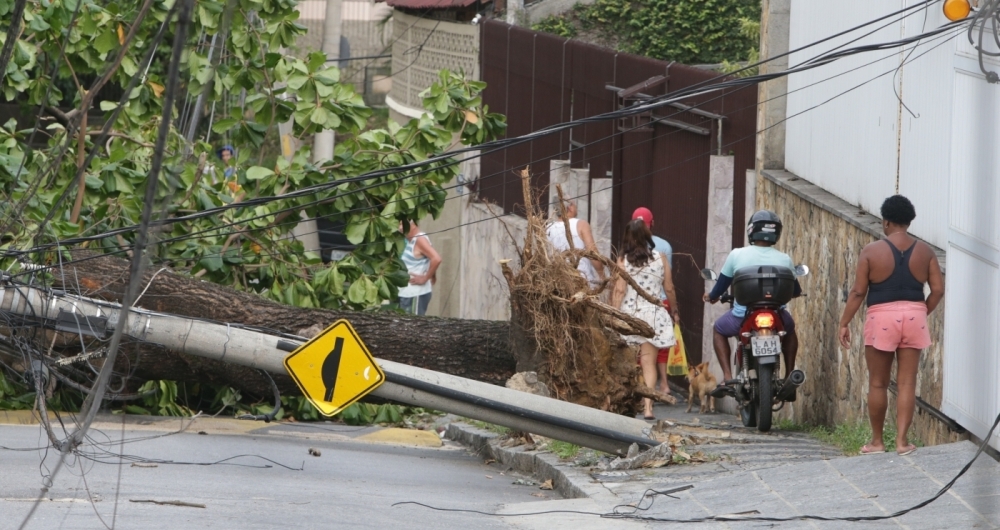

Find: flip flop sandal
<box><xmin>643</xmin><ymin>414</ymin><xmax>656</xmax><ymax>421</ymax></box>
<box><xmin>897</xmin><ymin>445</ymin><xmax>917</xmax><ymax>456</ymax></box>
<box><xmin>860</xmin><ymin>444</ymin><xmax>885</xmax><ymax>455</ymax></box>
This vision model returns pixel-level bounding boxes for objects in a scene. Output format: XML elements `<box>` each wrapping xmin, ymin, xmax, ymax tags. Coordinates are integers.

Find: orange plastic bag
<box><xmin>665</xmin><ymin>323</ymin><xmax>689</xmax><ymax>376</ymax></box>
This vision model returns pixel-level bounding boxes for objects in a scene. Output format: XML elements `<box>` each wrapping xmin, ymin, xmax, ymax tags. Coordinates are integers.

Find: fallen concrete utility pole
<box><xmin>0</xmin><ymin>283</ymin><xmax>657</xmax><ymax>455</ymax></box>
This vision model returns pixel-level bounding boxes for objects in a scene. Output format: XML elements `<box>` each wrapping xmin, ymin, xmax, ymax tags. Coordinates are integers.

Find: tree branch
<box><xmin>0</xmin><ymin>0</ymin><xmax>28</xmax><ymax>88</ymax></box>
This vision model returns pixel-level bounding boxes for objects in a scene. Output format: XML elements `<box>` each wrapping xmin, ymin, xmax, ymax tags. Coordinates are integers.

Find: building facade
<box><xmin>755</xmin><ymin>0</ymin><xmax>996</xmax><ymax>448</ymax></box>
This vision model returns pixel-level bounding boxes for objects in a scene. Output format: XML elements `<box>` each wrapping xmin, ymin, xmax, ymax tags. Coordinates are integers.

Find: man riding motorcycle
<box><xmin>703</xmin><ymin>210</ymin><xmax>802</xmax><ymax>400</ymax></box>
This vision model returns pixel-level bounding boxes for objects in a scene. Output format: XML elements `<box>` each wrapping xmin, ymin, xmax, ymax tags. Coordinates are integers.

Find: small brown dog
<box><xmin>686</xmin><ymin>362</ymin><xmax>717</xmax><ymax>413</ymax></box>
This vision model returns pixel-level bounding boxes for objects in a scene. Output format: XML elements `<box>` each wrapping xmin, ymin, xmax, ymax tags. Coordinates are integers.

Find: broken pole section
<box><xmin>0</xmin><ymin>283</ymin><xmax>657</xmax><ymax>455</ymax></box>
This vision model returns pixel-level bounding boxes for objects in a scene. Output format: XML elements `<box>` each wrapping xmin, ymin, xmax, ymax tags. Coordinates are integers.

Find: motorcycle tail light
<box><xmin>754</xmin><ymin>313</ymin><xmax>775</xmax><ymax>329</ymax></box>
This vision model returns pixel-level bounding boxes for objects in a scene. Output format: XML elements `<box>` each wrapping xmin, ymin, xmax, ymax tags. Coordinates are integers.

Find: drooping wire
<box><xmin>9</xmin><ymin>19</ymin><xmax>967</xmax><ymax>278</ymax></box>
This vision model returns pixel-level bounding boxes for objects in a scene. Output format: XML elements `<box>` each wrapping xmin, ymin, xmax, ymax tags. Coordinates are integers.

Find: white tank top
<box><xmin>546</xmin><ymin>218</ymin><xmax>599</xmax><ymax>286</ymax></box>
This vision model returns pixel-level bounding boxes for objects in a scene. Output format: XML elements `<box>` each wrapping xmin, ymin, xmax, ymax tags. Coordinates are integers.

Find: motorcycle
<box><xmin>701</xmin><ymin>264</ymin><xmax>809</xmax><ymax>432</ymax></box>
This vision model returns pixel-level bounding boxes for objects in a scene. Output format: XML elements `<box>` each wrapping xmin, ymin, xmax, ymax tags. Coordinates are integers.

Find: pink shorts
<box><xmin>864</xmin><ymin>301</ymin><xmax>931</xmax><ymax>352</ymax></box>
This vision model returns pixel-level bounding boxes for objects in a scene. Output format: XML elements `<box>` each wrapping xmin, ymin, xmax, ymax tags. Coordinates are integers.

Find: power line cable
<box><xmin>16</xmin><ymin>21</ymin><xmax>964</xmax><ymax>287</ymax></box>
<box><xmin>21</xmin><ymin>20</ymin><xmax>965</xmax><ymax>275</ymax></box>
<box><xmin>394</xmin><ymin>407</ymin><xmax>1000</xmax><ymax>524</ymax></box>
<box><xmin>14</xmin><ymin>2</ymin><xmax>193</xmax><ymax>528</ymax></box>
<box><xmin>3</xmin><ymin>13</ymin><xmax>963</xmax><ymax>263</ymax></box>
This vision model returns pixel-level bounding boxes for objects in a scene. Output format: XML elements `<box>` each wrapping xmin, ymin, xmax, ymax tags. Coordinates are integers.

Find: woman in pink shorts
<box><xmin>838</xmin><ymin>196</ymin><xmax>944</xmax><ymax>456</ymax></box>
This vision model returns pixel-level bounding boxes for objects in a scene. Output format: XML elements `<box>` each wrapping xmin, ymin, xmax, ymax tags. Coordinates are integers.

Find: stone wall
<box><xmin>459</xmin><ymin>199</ymin><xmax>527</xmax><ymax>321</ymax></box>
<box><xmin>759</xmin><ymin>170</ymin><xmax>963</xmax><ymax>447</ymax></box>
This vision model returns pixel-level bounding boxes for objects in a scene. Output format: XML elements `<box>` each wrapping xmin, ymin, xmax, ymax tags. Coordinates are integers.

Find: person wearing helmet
<box><xmin>703</xmin><ymin>210</ymin><xmax>802</xmax><ymax>399</ymax></box>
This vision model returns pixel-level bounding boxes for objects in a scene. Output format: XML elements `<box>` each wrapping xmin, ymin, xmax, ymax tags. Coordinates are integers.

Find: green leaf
<box><xmin>120</xmin><ymin>56</ymin><xmax>138</xmax><ymax>77</ymax></box>
<box><xmin>347</xmin><ymin>278</ymin><xmax>367</xmax><ymax>305</ymax></box>
<box><xmin>84</xmin><ymin>174</ymin><xmax>103</xmax><ymax>190</ymax></box>
<box><xmin>245</xmin><ymin>166</ymin><xmax>275</xmax><ymax>180</ymax></box>
<box><xmin>212</xmin><ymin>118</ymin><xmax>239</xmax><ymax>134</ymax></box>
<box><xmin>94</xmin><ymin>30</ymin><xmax>117</xmax><ymax>55</ymax></box>
<box><xmin>344</xmin><ymin>218</ymin><xmax>369</xmax><ymax>245</ymax></box>
<box><xmin>200</xmin><ymin>253</ymin><xmax>224</xmax><ymax>272</ymax></box>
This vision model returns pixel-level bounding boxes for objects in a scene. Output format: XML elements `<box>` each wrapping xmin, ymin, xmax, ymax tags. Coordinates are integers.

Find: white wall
<box><xmin>785</xmin><ymin>0</ymin><xmax>954</xmax><ymax>248</ymax></box>
<box><xmin>942</xmin><ymin>67</ymin><xmax>1000</xmax><ymax>450</ymax></box>
<box><xmin>786</xmin><ymin>0</ymin><xmax>1000</xmax><ymax>448</ymax></box>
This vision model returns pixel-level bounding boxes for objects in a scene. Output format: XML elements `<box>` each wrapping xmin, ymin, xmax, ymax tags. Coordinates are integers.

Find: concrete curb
<box><xmin>445</xmin><ymin>421</ymin><xmax>620</xmax><ymax>505</ymax></box>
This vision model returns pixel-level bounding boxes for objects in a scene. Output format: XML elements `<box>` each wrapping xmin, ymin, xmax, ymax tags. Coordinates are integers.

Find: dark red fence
<box><xmin>478</xmin><ymin>20</ymin><xmax>757</xmax><ymax>364</ymax></box>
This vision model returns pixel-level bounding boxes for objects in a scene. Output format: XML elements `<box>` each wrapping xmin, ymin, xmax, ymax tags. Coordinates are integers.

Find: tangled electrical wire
<box><xmin>966</xmin><ymin>0</ymin><xmax>1000</xmax><ymax>82</ymax></box>
<box><xmin>0</xmin><ymin>0</ymin><xmax>965</xmax><ymax>266</ymax></box>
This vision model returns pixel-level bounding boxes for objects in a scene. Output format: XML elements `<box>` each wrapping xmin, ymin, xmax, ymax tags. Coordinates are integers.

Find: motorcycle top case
<box><xmin>732</xmin><ymin>265</ymin><xmax>795</xmax><ymax>306</ymax></box>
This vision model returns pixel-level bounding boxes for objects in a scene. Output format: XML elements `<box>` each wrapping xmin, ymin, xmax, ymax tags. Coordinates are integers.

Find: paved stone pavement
<box><xmin>489</xmin><ymin>400</ymin><xmax>1000</xmax><ymax>529</ymax></box>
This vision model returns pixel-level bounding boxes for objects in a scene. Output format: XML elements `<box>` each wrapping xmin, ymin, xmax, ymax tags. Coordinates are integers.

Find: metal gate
<box><xmin>476</xmin><ymin>21</ymin><xmax>758</xmax><ymax>363</ymax></box>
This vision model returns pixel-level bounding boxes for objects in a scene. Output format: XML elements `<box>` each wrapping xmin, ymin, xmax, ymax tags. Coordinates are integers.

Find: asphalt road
<box><xmin>0</xmin><ymin>418</ymin><xmax>557</xmax><ymax>530</ymax></box>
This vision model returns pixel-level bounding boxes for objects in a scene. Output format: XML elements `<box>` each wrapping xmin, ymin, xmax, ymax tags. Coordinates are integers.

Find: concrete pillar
<box><xmin>755</xmin><ymin>0</ymin><xmax>790</xmax><ymax>174</ymax></box>
<box><xmin>506</xmin><ymin>0</ymin><xmax>524</xmax><ymax>25</ymax></box>
<box><xmin>548</xmin><ymin>160</ymin><xmax>589</xmax><ymax>222</ymax></box>
<box><xmin>312</xmin><ymin>0</ymin><xmax>343</xmax><ymax>163</ymax></box>
<box><xmin>744</xmin><ymin>169</ymin><xmax>757</xmax><ymax>245</ymax></box>
<box><xmin>589</xmin><ymin>178</ymin><xmax>613</xmax><ymax>259</ymax></box>
<box><xmin>419</xmin><ymin>186</ymin><xmax>462</xmax><ymax>318</ymax></box>
<box><xmin>703</xmin><ymin>155</ymin><xmax>735</xmax><ymax>413</ymax></box>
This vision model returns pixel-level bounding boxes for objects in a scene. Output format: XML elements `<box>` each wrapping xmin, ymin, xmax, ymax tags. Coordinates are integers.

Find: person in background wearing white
<box><xmin>398</xmin><ymin>221</ymin><xmax>442</xmax><ymax>315</ymax></box>
<box><xmin>632</xmin><ymin>207</ymin><xmax>678</xmax><ymax>397</ymax></box>
<box><xmin>546</xmin><ymin>199</ymin><xmax>605</xmax><ymax>288</ymax></box>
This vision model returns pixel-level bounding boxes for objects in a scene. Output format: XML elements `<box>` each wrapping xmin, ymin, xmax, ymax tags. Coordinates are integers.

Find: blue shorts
<box><xmin>714</xmin><ymin>309</ymin><xmax>795</xmax><ymax>337</ymax></box>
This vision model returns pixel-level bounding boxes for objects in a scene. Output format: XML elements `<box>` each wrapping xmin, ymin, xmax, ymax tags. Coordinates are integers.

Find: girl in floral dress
<box><xmin>611</xmin><ymin>219</ymin><xmax>678</xmax><ymax>419</ymax></box>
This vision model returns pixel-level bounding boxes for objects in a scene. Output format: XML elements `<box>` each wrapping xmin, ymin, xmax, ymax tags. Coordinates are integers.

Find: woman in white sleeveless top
<box><xmin>398</xmin><ymin>221</ymin><xmax>441</xmax><ymax>315</ymax></box>
<box><xmin>611</xmin><ymin>219</ymin><xmax>678</xmax><ymax>420</ymax></box>
<box><xmin>546</xmin><ymin>200</ymin><xmax>604</xmax><ymax>288</ymax></box>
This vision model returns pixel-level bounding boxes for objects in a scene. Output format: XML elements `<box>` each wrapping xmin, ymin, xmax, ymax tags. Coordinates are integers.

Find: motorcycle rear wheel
<box><xmin>757</xmin><ymin>363</ymin><xmax>774</xmax><ymax>432</ymax></box>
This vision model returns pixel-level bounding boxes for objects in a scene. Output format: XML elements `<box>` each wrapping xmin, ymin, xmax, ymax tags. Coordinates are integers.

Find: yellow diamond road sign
<box><xmin>283</xmin><ymin>320</ymin><xmax>385</xmax><ymax>417</ymax></box>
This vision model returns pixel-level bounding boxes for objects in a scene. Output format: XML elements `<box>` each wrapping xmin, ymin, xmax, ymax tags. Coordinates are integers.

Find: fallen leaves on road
<box><xmin>641</xmin><ymin>459</ymin><xmax>670</xmax><ymax>468</ymax></box>
<box><xmin>485</xmin><ymin>475</ymin><xmax>494</xmax><ymax>479</ymax></box>
<box><xmin>512</xmin><ymin>479</ymin><xmax>537</xmax><ymax>486</ymax></box>
<box><xmin>539</xmin><ymin>479</ymin><xmax>554</xmax><ymax>490</ymax></box>
<box><xmin>308</xmin><ymin>448</ymin><xmax>322</xmax><ymax>457</ymax></box>
<box><xmin>484</xmin><ymin>458</ymin><xmax>496</xmax><ymax>465</ymax></box>
<box><xmin>530</xmin><ymin>493</ymin><xmax>548</xmax><ymax>498</ymax></box>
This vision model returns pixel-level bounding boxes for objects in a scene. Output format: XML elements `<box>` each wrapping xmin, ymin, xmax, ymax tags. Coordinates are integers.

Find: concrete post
<box><xmin>755</xmin><ymin>0</ymin><xmax>791</xmax><ymax>175</ymax></box>
<box><xmin>703</xmin><ymin>155</ymin><xmax>735</xmax><ymax>413</ymax></box>
<box><xmin>744</xmin><ymin>169</ymin><xmax>757</xmax><ymax>246</ymax></box>
<box><xmin>506</xmin><ymin>0</ymin><xmax>524</xmax><ymax>25</ymax></box>
<box><xmin>312</xmin><ymin>0</ymin><xmax>343</xmax><ymax>164</ymax></box>
<box><xmin>0</xmin><ymin>284</ymin><xmax>655</xmax><ymax>455</ymax></box>
<box><xmin>590</xmin><ymin>178</ymin><xmax>613</xmax><ymax>258</ymax></box>
<box><xmin>548</xmin><ymin>160</ymin><xmax>589</xmax><ymax>222</ymax></box>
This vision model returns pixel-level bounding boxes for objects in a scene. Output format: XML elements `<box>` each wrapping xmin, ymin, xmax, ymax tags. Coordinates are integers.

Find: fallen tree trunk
<box><xmin>48</xmin><ymin>253</ymin><xmax>515</xmax><ymax>397</ymax></box>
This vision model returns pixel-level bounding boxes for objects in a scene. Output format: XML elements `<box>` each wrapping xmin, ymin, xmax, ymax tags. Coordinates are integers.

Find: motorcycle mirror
<box><xmin>700</xmin><ymin>268</ymin><xmax>719</xmax><ymax>281</ymax></box>
<box><xmin>794</xmin><ymin>264</ymin><xmax>810</xmax><ymax>277</ymax></box>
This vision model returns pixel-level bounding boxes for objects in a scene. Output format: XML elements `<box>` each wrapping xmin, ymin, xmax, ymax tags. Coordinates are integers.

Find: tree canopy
<box><xmin>0</xmin><ymin>0</ymin><xmax>506</xmax><ymax>311</ymax></box>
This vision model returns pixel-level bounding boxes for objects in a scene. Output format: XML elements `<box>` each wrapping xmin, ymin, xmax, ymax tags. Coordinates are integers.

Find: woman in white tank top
<box><xmin>546</xmin><ymin>200</ymin><xmax>604</xmax><ymax>288</ymax></box>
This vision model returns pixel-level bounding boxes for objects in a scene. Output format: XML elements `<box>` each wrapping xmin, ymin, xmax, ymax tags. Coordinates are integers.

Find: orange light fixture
<box><xmin>754</xmin><ymin>313</ymin><xmax>775</xmax><ymax>329</ymax></box>
<box><xmin>944</xmin><ymin>0</ymin><xmax>971</xmax><ymax>21</ymax></box>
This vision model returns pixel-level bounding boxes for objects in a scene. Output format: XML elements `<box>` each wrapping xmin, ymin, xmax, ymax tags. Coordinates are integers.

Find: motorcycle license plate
<box><xmin>751</xmin><ymin>336</ymin><xmax>781</xmax><ymax>357</ymax></box>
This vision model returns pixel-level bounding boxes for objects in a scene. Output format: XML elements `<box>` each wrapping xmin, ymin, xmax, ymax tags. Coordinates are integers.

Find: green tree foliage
<box><xmin>0</xmin><ymin>0</ymin><xmax>506</xmax><ymax>312</ymax></box>
<box><xmin>533</xmin><ymin>0</ymin><xmax>760</xmax><ymax>65</ymax></box>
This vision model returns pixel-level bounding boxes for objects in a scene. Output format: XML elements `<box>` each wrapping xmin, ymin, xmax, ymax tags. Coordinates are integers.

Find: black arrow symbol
<box><xmin>321</xmin><ymin>337</ymin><xmax>344</xmax><ymax>402</ymax></box>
